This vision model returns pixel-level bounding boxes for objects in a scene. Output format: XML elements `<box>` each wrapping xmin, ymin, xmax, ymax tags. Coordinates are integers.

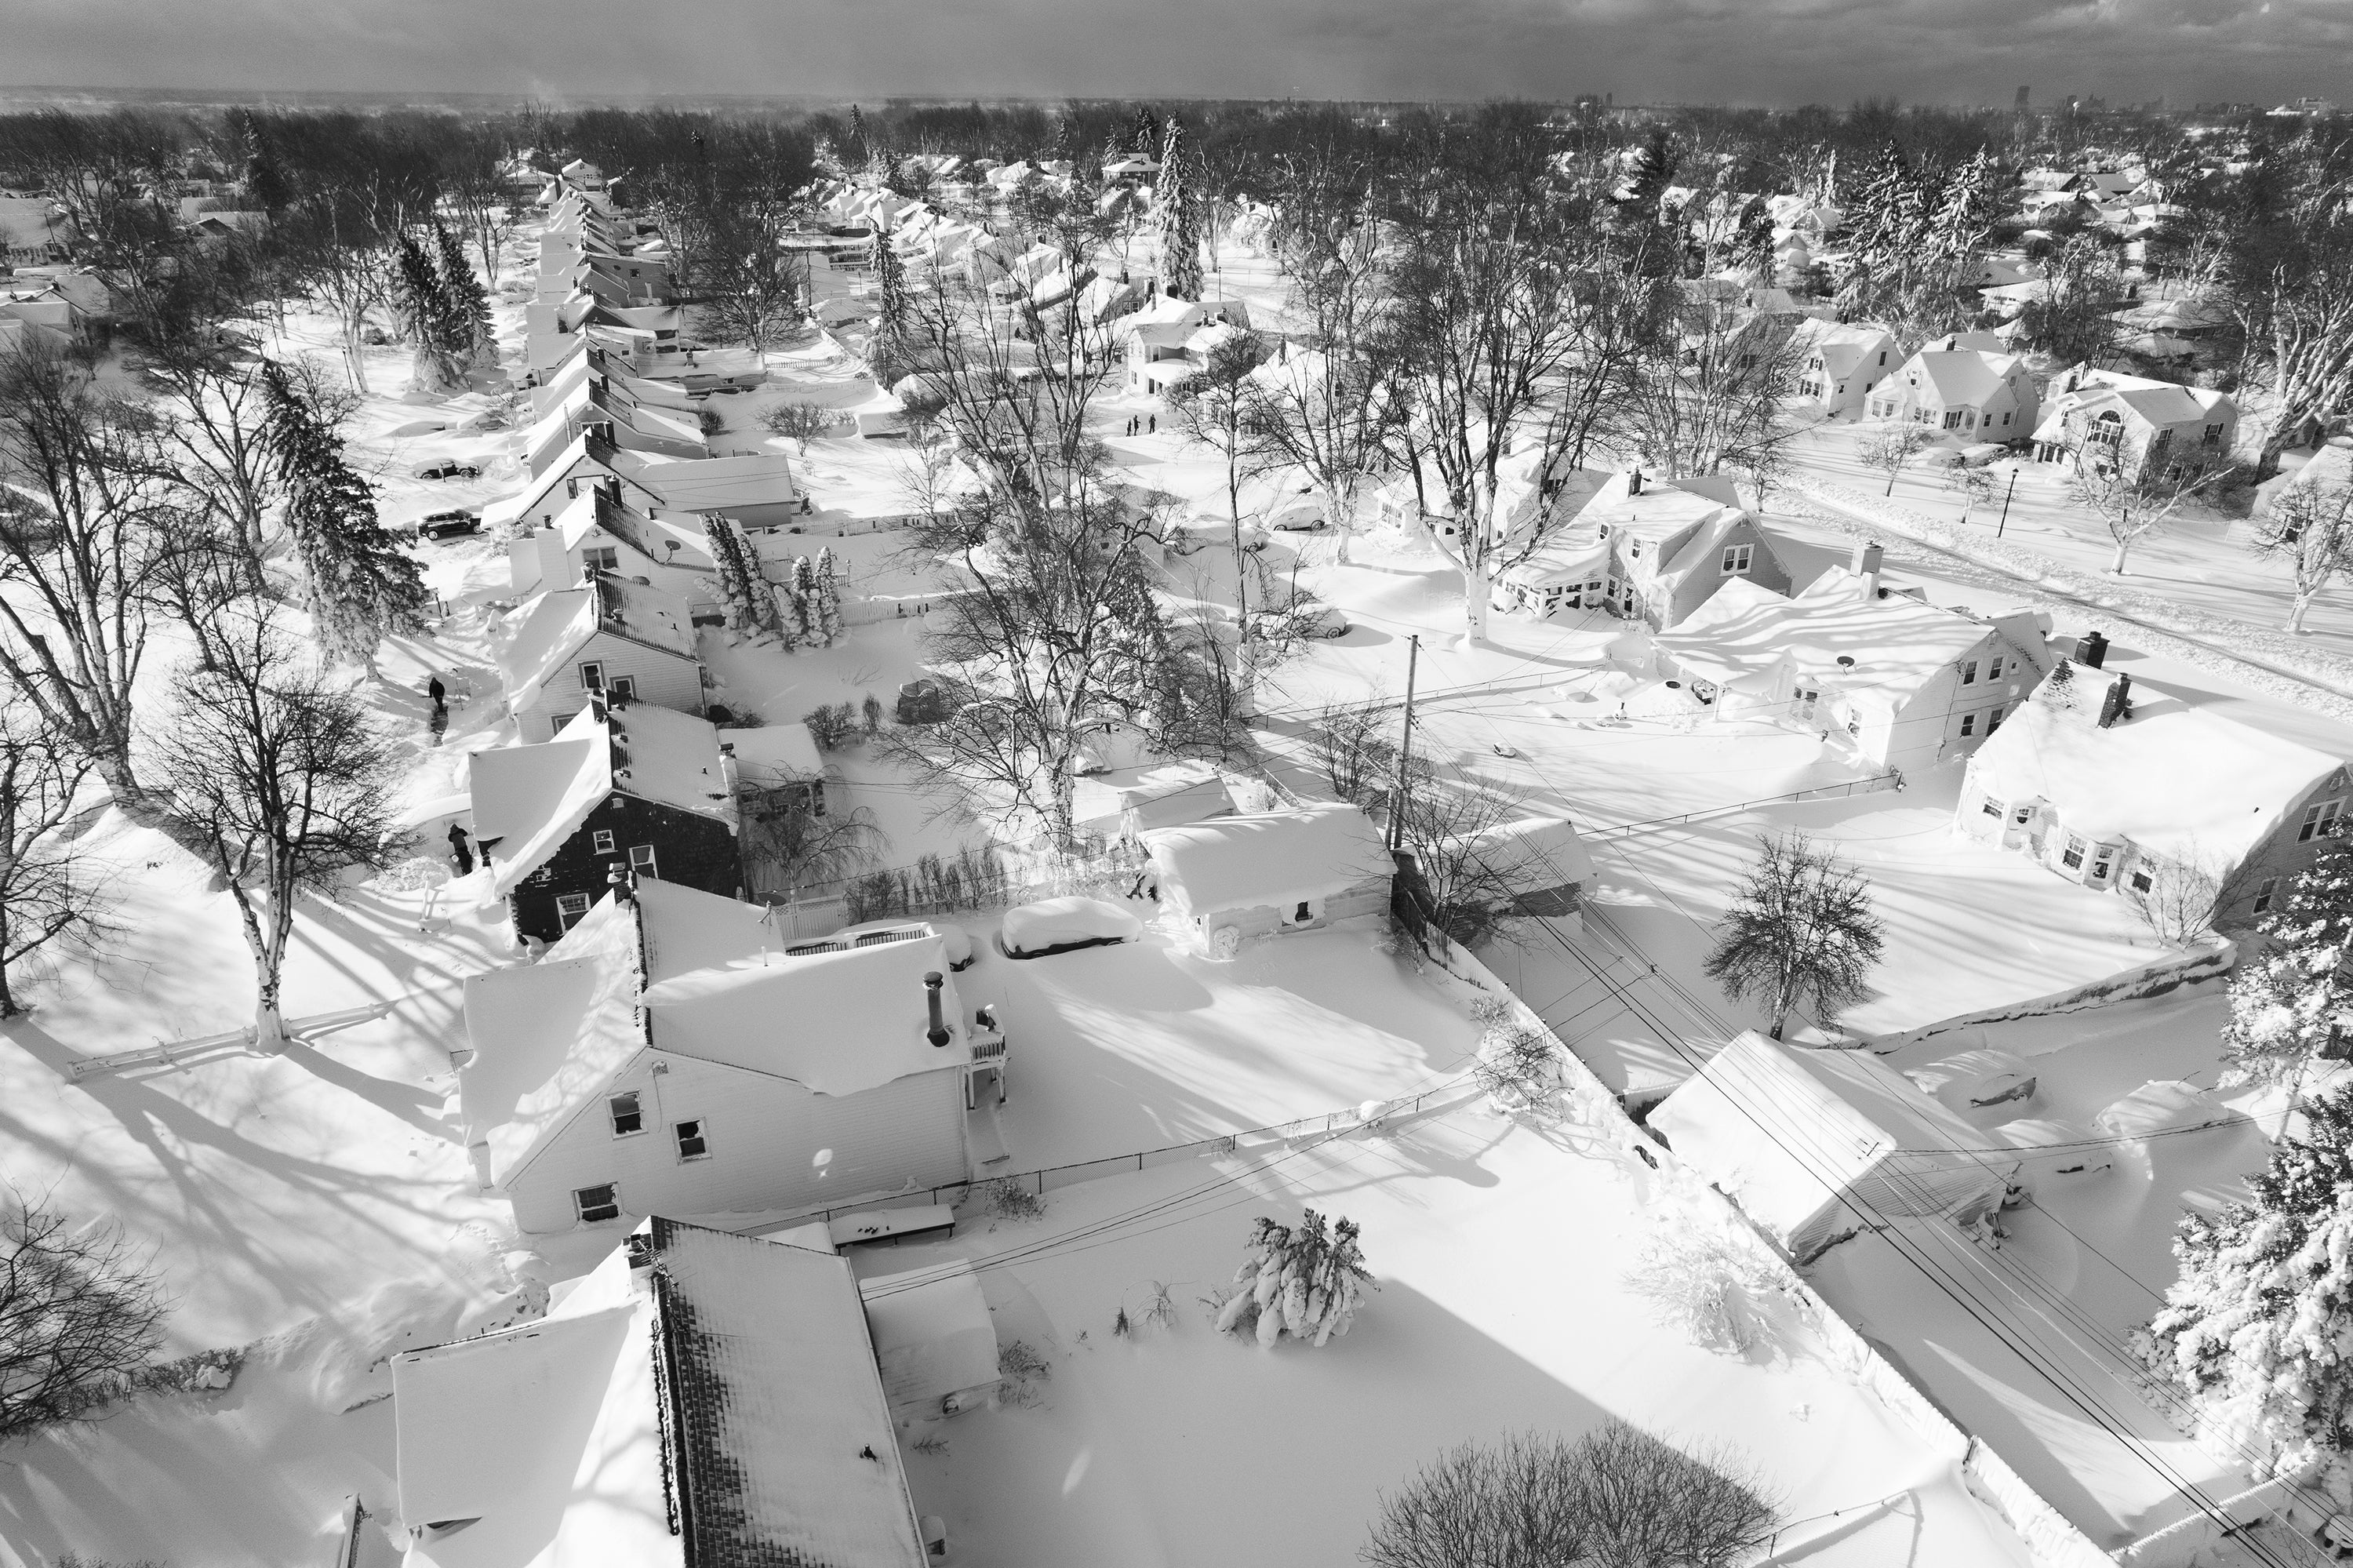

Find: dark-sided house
<box><xmin>470</xmin><ymin>701</ymin><xmax>742</xmax><ymax>943</ymax></box>
<box><xmin>495</xmin><ymin>573</ymin><xmax>704</xmax><ymax>743</ymax></box>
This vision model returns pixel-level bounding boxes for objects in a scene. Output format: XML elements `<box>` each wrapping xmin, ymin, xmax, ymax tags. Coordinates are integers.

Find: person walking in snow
<box><xmin>448</xmin><ymin>822</ymin><xmax>475</xmax><ymax>875</ymax></box>
<box><xmin>1148</xmin><ymin>413</ymin><xmax>1157</xmax><ymax>435</ymax></box>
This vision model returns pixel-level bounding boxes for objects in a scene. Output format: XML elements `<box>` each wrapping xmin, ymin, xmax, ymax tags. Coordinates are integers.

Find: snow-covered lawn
<box><xmin>869</xmin><ymin>1114</ymin><xmax>2037</xmax><ymax>1568</ymax></box>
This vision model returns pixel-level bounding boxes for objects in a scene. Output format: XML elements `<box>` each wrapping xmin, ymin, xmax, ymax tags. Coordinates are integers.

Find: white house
<box><xmin>495</xmin><ymin>575</ymin><xmax>704</xmax><ymax>742</ymax></box>
<box><xmin>1958</xmin><ymin>664</ymin><xmax>2351</xmax><ymax>924</ymax></box>
<box><xmin>1784</xmin><ymin>318</ymin><xmax>1899</xmax><ymax>418</ymax></box>
<box><xmin>1651</xmin><ymin>1031</ymin><xmax>2017</xmax><ymax>1261</ymax></box>
<box><xmin>1569</xmin><ymin>471</ymin><xmax>1798</xmax><ymax>631</ymax></box>
<box><xmin>2029</xmin><ymin>366</ymin><xmax>2237</xmax><ymax>481</ymax></box>
<box><xmin>460</xmin><ymin>886</ymin><xmax>980</xmax><ymax>1234</ymax></box>
<box><xmin>391</xmin><ymin>1216</ymin><xmax>929</xmax><ymax>1568</ymax></box>
<box><xmin>505</xmin><ymin>484</ymin><xmax>720</xmax><ymax>620</ymax></box>
<box><xmin>1866</xmin><ymin>339</ymin><xmax>2039</xmax><ymax>443</ymax></box>
<box><xmin>1657</xmin><ymin>546</ymin><xmax>2053</xmax><ymax>777</ymax></box>
<box><xmin>1119</xmin><ymin>297</ymin><xmax>1254</xmax><ymax>396</ymax></box>
<box><xmin>1142</xmin><ymin>802</ymin><xmax>1392</xmax><ymax>958</ymax></box>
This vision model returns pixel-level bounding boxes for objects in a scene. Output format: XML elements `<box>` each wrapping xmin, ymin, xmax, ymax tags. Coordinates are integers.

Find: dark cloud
<box><xmin>3</xmin><ymin>0</ymin><xmax>2344</xmax><ymax>105</ymax></box>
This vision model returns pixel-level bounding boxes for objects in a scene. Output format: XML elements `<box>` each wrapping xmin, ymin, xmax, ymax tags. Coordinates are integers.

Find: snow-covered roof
<box><xmin>1143</xmin><ymin>802</ymin><xmax>1390</xmax><ymax>919</ymax></box>
<box><xmin>613</xmin><ymin>448</ymin><xmax>798</xmax><ymax>512</ymax></box>
<box><xmin>1900</xmin><ymin>346</ymin><xmax>2031</xmax><ymax>409</ymax></box>
<box><xmin>1660</xmin><ymin>568</ymin><xmax>2019</xmax><ymax>712</ymax></box>
<box><xmin>1500</xmin><ymin>533</ymin><xmax>1610</xmax><ymax>590</ymax></box>
<box><xmin>1651</xmin><ymin>1031</ymin><xmax>2013</xmax><ymax>1259</ymax></box>
<box><xmin>493</xmin><ymin>577</ymin><xmax>697</xmax><ymax>715</ymax></box>
<box><xmin>1969</xmin><ymin>687</ymin><xmax>2345</xmax><ymax>863</ymax></box>
<box><xmin>722</xmin><ymin>721</ymin><xmax>826</xmax><ymax>787</ymax></box>
<box><xmin>1580</xmin><ymin>471</ymin><xmax>1742</xmax><ymax>546</ymax></box>
<box><xmin>1072</xmin><ymin>759</ymin><xmax>1230</xmax><ymax>834</ymax></box>
<box><xmin>1454</xmin><ymin>815</ymin><xmax>1595</xmax><ymax>890</ymax></box>
<box><xmin>860</xmin><ymin>1260</ymin><xmax>1000</xmax><ymax>1416</ymax></box>
<box><xmin>642</xmin><ymin>931</ymin><xmax>969</xmax><ymax>1095</ymax></box>
<box><xmin>470</xmin><ymin>706</ymin><xmax>736</xmax><ymax>896</ymax></box>
<box><xmin>485</xmin><ymin>433</ymin><xmax>603</xmax><ymax>533</ymax></box>
<box><xmin>633</xmin><ymin>877</ymin><xmax>776</xmax><ymax>985</ymax></box>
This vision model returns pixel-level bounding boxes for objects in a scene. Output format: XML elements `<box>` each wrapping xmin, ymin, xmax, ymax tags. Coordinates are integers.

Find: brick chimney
<box><xmin>2075</xmin><ymin>630</ymin><xmax>2108</xmax><ymax>669</ymax></box>
<box><xmin>925</xmin><ymin>972</ymin><xmax>951</xmax><ymax>1047</ymax></box>
<box><xmin>2097</xmin><ymin>672</ymin><xmax>2133</xmax><ymax>729</ymax></box>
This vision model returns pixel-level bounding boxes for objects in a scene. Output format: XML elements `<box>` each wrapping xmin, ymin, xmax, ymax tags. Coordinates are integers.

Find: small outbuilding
<box><xmin>1142</xmin><ymin>802</ymin><xmax>1392</xmax><ymax>958</ymax></box>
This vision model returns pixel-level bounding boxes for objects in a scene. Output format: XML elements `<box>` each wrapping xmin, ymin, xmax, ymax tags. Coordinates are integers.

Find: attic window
<box><xmin>2301</xmin><ymin>799</ymin><xmax>2345</xmax><ymax>842</ymax></box>
<box><xmin>609</xmin><ymin>1092</ymin><xmax>643</xmax><ymax>1137</ymax></box>
<box><xmin>584</xmin><ymin>546</ymin><xmax>620</xmax><ymax>573</ymax></box>
<box><xmin>1987</xmin><ymin>655</ymin><xmax>2005</xmax><ymax>682</ymax></box>
<box><xmin>675</xmin><ymin>1119</ymin><xmax>710</xmax><ymax>1160</ymax></box>
<box><xmin>574</xmin><ymin>1184</ymin><xmax>622</xmax><ymax>1224</ymax></box>
<box><xmin>1720</xmin><ymin>544</ymin><xmax>1752</xmax><ymax>574</ymax></box>
<box><xmin>578</xmin><ymin>660</ymin><xmax>606</xmax><ymax>693</ymax></box>
<box><xmin>1960</xmin><ymin>660</ymin><xmax>1980</xmax><ymax>686</ymax></box>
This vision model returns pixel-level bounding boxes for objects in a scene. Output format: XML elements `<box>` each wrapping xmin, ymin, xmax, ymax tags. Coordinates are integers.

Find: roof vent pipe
<box><xmin>925</xmin><ymin>972</ymin><xmax>951</xmax><ymax>1047</ymax></box>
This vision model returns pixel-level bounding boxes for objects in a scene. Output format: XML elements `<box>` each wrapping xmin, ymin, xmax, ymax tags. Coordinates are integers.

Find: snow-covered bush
<box><xmin>1212</xmin><ymin>1211</ymin><xmax>1371</xmax><ymax>1348</ymax></box>
<box><xmin>1624</xmin><ymin>1228</ymin><xmax>1797</xmax><ymax>1359</ymax></box>
<box><xmin>1473</xmin><ymin>1018</ymin><xmax>1559</xmax><ymax>1118</ymax></box>
<box><xmin>2219</xmin><ymin>837</ymin><xmax>2353</xmax><ymax>1089</ymax></box>
<box><xmin>979</xmin><ymin>1175</ymin><xmax>1046</xmax><ymax>1221</ymax></box>
<box><xmin>804</xmin><ymin>701</ymin><xmax>861</xmax><ymax>751</ymax></box>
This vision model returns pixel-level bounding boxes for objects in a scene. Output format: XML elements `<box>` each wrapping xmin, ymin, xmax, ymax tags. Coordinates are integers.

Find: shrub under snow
<box><xmin>1213</xmin><ymin>1211</ymin><xmax>1370</xmax><ymax>1348</ymax></box>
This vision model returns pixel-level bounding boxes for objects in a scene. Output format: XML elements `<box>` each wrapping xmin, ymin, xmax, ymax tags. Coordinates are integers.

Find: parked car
<box><xmin>413</xmin><ymin>459</ymin><xmax>482</xmax><ymax>482</ymax></box>
<box><xmin>413</xmin><ymin>509</ymin><xmax>482</xmax><ymax>541</ymax></box>
<box><xmin>1001</xmin><ymin>897</ymin><xmax>1144</xmax><ymax>959</ymax></box>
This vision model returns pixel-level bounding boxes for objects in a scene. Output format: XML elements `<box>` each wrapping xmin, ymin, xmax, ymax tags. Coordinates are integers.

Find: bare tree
<box><xmin>698</xmin><ymin>209</ymin><xmax>811</xmax><ymax>359</ymax></box>
<box><xmin>1614</xmin><ymin>300</ymin><xmax>1807</xmax><ymax>487</ymax></box>
<box><xmin>2231</xmin><ymin>216</ymin><xmax>2353</xmax><ymax>479</ymax></box>
<box><xmin>2065</xmin><ymin>459</ymin><xmax>2221</xmax><ymax>576</ymax></box>
<box><xmin>0</xmin><ymin>1195</ymin><xmax>166</xmax><ymax>1440</ymax></box>
<box><xmin>1168</xmin><ymin>332</ymin><xmax>1273</xmax><ymax>650</ymax></box>
<box><xmin>758</xmin><ymin>401</ymin><xmax>839</xmax><ymax>455</ymax></box>
<box><xmin>1362</xmin><ymin>1421</ymin><xmax>1778</xmax><ymax>1568</ymax></box>
<box><xmin>1395</xmin><ymin>767</ymin><xmax>1550</xmax><ymax>950</ymax></box>
<box><xmin>1310</xmin><ymin>697</ymin><xmax>1398</xmax><ymax>806</ymax></box>
<box><xmin>1704</xmin><ymin>831</ymin><xmax>1886</xmax><ymax>1039</ymax></box>
<box><xmin>2126</xmin><ymin>844</ymin><xmax>2254</xmax><ymax>948</ymax></box>
<box><xmin>2251</xmin><ymin>467</ymin><xmax>2353</xmax><ymax>633</ymax></box>
<box><xmin>739</xmin><ymin>784</ymin><xmax>889</xmax><ymax>904</ymax></box>
<box><xmin>1943</xmin><ymin>463</ymin><xmax>2000</xmax><ymax>526</ymax></box>
<box><xmin>144</xmin><ymin>613</ymin><xmax>408</xmax><ymax>1048</ymax></box>
<box><xmin>1856</xmin><ymin>420</ymin><xmax>1927</xmax><ymax>497</ymax></box>
<box><xmin>0</xmin><ymin>707</ymin><xmax>107</xmax><ymax>1017</ymax></box>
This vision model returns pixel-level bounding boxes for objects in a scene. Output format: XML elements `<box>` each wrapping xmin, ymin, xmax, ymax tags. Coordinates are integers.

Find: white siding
<box><xmin>516</xmin><ymin>631</ymin><xmax>705</xmax><ymax>741</ymax></box>
<box><xmin>506</xmin><ymin>1053</ymin><xmax>971</xmax><ymax>1235</ymax></box>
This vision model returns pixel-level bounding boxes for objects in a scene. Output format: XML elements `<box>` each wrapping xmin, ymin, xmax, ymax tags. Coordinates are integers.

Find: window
<box><xmin>1988</xmin><ymin>704</ymin><xmax>2006</xmax><ymax>733</ymax></box>
<box><xmin>2255</xmin><ymin>877</ymin><xmax>2279</xmax><ymax>914</ymax></box>
<box><xmin>1878</xmin><ymin>351</ymin><xmax>1887</xmax><ymax>366</ymax></box>
<box><xmin>2300</xmin><ymin>799</ymin><xmax>2345</xmax><ymax>842</ymax></box>
<box><xmin>591</xmin><ymin>828</ymin><xmax>616</xmax><ymax>855</ymax></box>
<box><xmin>577</xmin><ymin>660</ymin><xmax>605</xmax><ymax>692</ymax></box>
<box><xmin>2002</xmin><ymin>411</ymin><xmax>2012</xmax><ymax>427</ymax></box>
<box><xmin>609</xmin><ymin>1092</ymin><xmax>643</xmax><ymax>1136</ymax></box>
<box><xmin>1720</xmin><ymin>543</ymin><xmax>1753</xmax><ymax>574</ymax></box>
<box><xmin>555</xmin><ymin>893</ymin><xmax>591</xmax><ymax>926</ymax></box>
<box><xmin>1943</xmin><ymin>409</ymin><xmax>1966</xmax><ymax>430</ymax></box>
<box><xmin>583</xmin><ymin>546</ymin><xmax>620</xmax><ymax>573</ymax></box>
<box><xmin>1293</xmin><ymin>900</ymin><xmax>1313</xmax><ymax>922</ymax></box>
<box><xmin>1959</xmin><ymin>660</ymin><xmax>1980</xmax><ymax>686</ymax></box>
<box><xmin>574</xmin><ymin>1184</ymin><xmax>621</xmax><ymax>1223</ymax></box>
<box><xmin>675</xmin><ymin>1119</ymin><xmax>710</xmax><ymax>1160</ymax></box>
<box><xmin>606</xmin><ymin>674</ymin><xmax>637</xmax><ymax>703</ymax></box>
<box><xmin>1980</xmin><ymin>798</ymin><xmax>2002</xmax><ymax>817</ymax></box>
<box><xmin>630</xmin><ymin>843</ymin><xmax>659</xmax><ymax>878</ymax></box>
<box><xmin>2061</xmin><ymin>835</ymin><xmax>2086</xmax><ymax>870</ymax></box>
<box><xmin>2131</xmin><ymin>869</ymin><xmax>2154</xmax><ymax>893</ymax></box>
<box><xmin>2202</xmin><ymin>421</ymin><xmax>2224</xmax><ymax>447</ymax></box>
<box><xmin>2089</xmin><ymin>846</ymin><xmax>2115</xmax><ymax>882</ymax></box>
<box><xmin>1987</xmin><ymin>655</ymin><xmax>2004</xmax><ymax>682</ymax></box>
<box><xmin>1960</xmin><ymin>712</ymin><xmax>1977</xmax><ymax>737</ymax></box>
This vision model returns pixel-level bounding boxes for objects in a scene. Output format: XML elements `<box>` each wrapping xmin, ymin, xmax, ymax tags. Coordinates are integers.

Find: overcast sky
<box><xmin>5</xmin><ymin>0</ymin><xmax>2347</xmax><ymax>108</ymax></box>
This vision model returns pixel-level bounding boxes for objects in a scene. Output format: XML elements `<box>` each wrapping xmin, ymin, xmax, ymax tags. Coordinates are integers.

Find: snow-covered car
<box><xmin>413</xmin><ymin>459</ymin><xmax>482</xmax><ymax>482</ymax></box>
<box><xmin>1000</xmin><ymin>897</ymin><xmax>1144</xmax><ymax>959</ymax></box>
<box><xmin>1300</xmin><ymin>602</ymin><xmax>1348</xmax><ymax>638</ymax></box>
<box><xmin>413</xmin><ymin>509</ymin><xmax>482</xmax><ymax>541</ymax></box>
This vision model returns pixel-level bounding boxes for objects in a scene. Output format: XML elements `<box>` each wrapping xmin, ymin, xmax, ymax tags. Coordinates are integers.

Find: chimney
<box><xmin>1627</xmin><ymin>469</ymin><xmax>1644</xmax><ymax>497</ymax></box>
<box><xmin>1852</xmin><ymin>540</ymin><xmax>1884</xmax><ymax>577</ymax></box>
<box><xmin>2097</xmin><ymin>672</ymin><xmax>2133</xmax><ymax>729</ymax></box>
<box><xmin>924</xmin><ymin>972</ymin><xmax>951</xmax><ymax>1047</ymax></box>
<box><xmin>2076</xmin><ymin>630</ymin><xmax>2108</xmax><ymax>668</ymax></box>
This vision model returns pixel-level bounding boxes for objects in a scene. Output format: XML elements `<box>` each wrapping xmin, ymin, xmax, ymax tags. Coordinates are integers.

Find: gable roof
<box><xmin>470</xmin><ymin>706</ymin><xmax>736</xmax><ymax>896</ymax></box>
<box><xmin>611</xmin><ymin>447</ymin><xmax>798</xmax><ymax>513</ymax></box>
<box><xmin>1143</xmin><ymin>801</ymin><xmax>1390</xmax><ymax>917</ymax></box>
<box><xmin>494</xmin><ymin>577</ymin><xmax>698</xmax><ymax>714</ymax></box>
<box><xmin>1903</xmin><ymin>347</ymin><xmax>2030</xmax><ymax>409</ymax></box>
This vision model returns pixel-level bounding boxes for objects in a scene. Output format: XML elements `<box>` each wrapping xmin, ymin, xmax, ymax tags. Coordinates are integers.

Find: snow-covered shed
<box><xmin>1958</xmin><ymin>668</ymin><xmax>2350</xmax><ymax>921</ymax></box>
<box><xmin>860</xmin><ymin>1260</ymin><xmax>1002</xmax><ymax>1421</ymax></box>
<box><xmin>495</xmin><ymin>574</ymin><xmax>704</xmax><ymax>743</ymax></box>
<box><xmin>460</xmin><ymin>887</ymin><xmax>977</xmax><ymax>1233</ymax></box>
<box><xmin>392</xmin><ymin>1216</ymin><xmax>927</xmax><ymax>1567</ymax></box>
<box><xmin>1657</xmin><ymin>548</ymin><xmax>2052</xmax><ymax>777</ymax></box>
<box><xmin>1448</xmin><ymin>814</ymin><xmax>1597</xmax><ymax>925</ymax></box>
<box><xmin>1143</xmin><ymin>802</ymin><xmax>1391</xmax><ymax>957</ymax></box>
<box><xmin>1072</xmin><ymin>759</ymin><xmax>1231</xmax><ymax>842</ymax></box>
<box><xmin>469</xmin><ymin>703</ymin><xmax>741</xmax><ymax>942</ymax></box>
<box><xmin>1650</xmin><ymin>1031</ymin><xmax>2017</xmax><ymax>1261</ymax></box>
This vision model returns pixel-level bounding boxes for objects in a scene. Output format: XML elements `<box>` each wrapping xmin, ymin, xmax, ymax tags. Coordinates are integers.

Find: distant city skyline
<box><xmin>3</xmin><ymin>0</ymin><xmax>2347</xmax><ymax>112</ymax></box>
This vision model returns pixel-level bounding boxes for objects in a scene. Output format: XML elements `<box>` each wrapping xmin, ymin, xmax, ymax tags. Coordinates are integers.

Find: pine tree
<box><xmin>2144</xmin><ymin>1086</ymin><xmax>2353</xmax><ymax>1479</ymax></box>
<box><xmin>847</xmin><ymin>105</ymin><xmax>868</xmax><ymax>165</ymax></box>
<box><xmin>261</xmin><ymin>361</ymin><xmax>427</xmax><ymax>669</ymax></box>
<box><xmin>1929</xmin><ymin>147</ymin><xmax>1999</xmax><ymax>265</ymax></box>
<box><xmin>1212</xmin><ymin>1211</ymin><xmax>1371</xmax><ymax>1348</ymax></box>
<box><xmin>2220</xmin><ymin>838</ymin><xmax>2353</xmax><ymax>1089</ymax></box>
<box><xmin>788</xmin><ymin>554</ymin><xmax>817</xmax><ymax>645</ymax></box>
<box><xmin>1131</xmin><ymin>107</ymin><xmax>1160</xmax><ymax>158</ymax></box>
<box><xmin>241</xmin><ymin>110</ymin><xmax>289</xmax><ymax>214</ymax></box>
<box><xmin>1156</xmin><ymin>117</ymin><xmax>1204</xmax><ymax>302</ymax></box>
<box><xmin>868</xmin><ymin>224</ymin><xmax>908</xmax><ymax>384</ymax></box>
<box><xmin>814</xmin><ymin>546</ymin><xmax>843</xmax><ymax>642</ymax></box>
<box><xmin>708</xmin><ymin>518</ymin><xmax>784</xmax><ymax>642</ymax></box>
<box><xmin>394</xmin><ymin>231</ymin><xmax>466</xmax><ymax>395</ymax></box>
<box><xmin>433</xmin><ymin>220</ymin><xmax>496</xmax><ymax>368</ymax></box>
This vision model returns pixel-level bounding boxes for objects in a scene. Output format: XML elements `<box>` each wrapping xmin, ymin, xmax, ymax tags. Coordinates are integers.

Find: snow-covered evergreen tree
<box><xmin>261</xmin><ymin>360</ymin><xmax>428</xmax><ymax>669</ymax></box>
<box><xmin>1929</xmin><ymin>147</ymin><xmax>1999</xmax><ymax>267</ymax></box>
<box><xmin>394</xmin><ymin>231</ymin><xmax>467</xmax><ymax>395</ymax></box>
<box><xmin>433</xmin><ymin>220</ymin><xmax>496</xmax><ymax>369</ymax></box>
<box><xmin>1213</xmin><ymin>1211</ymin><xmax>1370</xmax><ymax>1348</ymax></box>
<box><xmin>867</xmin><ymin>224</ymin><xmax>909</xmax><ymax>383</ymax></box>
<box><xmin>1156</xmin><ymin>117</ymin><xmax>1203</xmax><ymax>302</ymax></box>
<box><xmin>787</xmin><ymin>553</ymin><xmax>818</xmax><ymax>645</ymax></box>
<box><xmin>2144</xmin><ymin>1087</ymin><xmax>2353</xmax><ymax>1479</ymax></box>
<box><xmin>707</xmin><ymin>518</ymin><xmax>784</xmax><ymax>643</ymax></box>
<box><xmin>2220</xmin><ymin>839</ymin><xmax>2353</xmax><ymax>1088</ymax></box>
<box><xmin>814</xmin><ymin>546</ymin><xmax>844</xmax><ymax>642</ymax></box>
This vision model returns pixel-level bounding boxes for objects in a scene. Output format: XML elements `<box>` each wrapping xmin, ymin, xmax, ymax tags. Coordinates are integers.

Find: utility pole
<box><xmin>1389</xmin><ymin>634</ymin><xmax>1420</xmax><ymax>852</ymax></box>
<box><xmin>1996</xmin><ymin>468</ymin><xmax>2018</xmax><ymax>537</ymax></box>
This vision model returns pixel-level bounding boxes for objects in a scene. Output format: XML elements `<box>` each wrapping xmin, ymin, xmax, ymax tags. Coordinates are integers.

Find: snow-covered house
<box><xmin>1784</xmin><ymin>319</ymin><xmax>1899</xmax><ymax>418</ymax></box>
<box><xmin>1958</xmin><ymin>666</ymin><xmax>2351</xmax><ymax>922</ymax></box>
<box><xmin>1142</xmin><ymin>802</ymin><xmax>1392</xmax><ymax>957</ymax></box>
<box><xmin>1865</xmin><ymin>340</ymin><xmax>2039</xmax><ymax>443</ymax></box>
<box><xmin>1656</xmin><ymin>545</ymin><xmax>2054</xmax><ymax>777</ymax></box>
<box><xmin>612</xmin><ymin>448</ymin><xmax>801</xmax><ymax>529</ymax></box>
<box><xmin>506</xmin><ymin>485</ymin><xmax>721</xmax><ymax>620</ymax></box>
<box><xmin>1652</xmin><ymin>1031</ymin><xmax>2016</xmax><ymax>1260</ymax></box>
<box><xmin>469</xmin><ymin>703</ymin><xmax>741</xmax><ymax>942</ymax></box>
<box><xmin>1576</xmin><ymin>470</ymin><xmax>1796</xmax><ymax>631</ymax></box>
<box><xmin>1118</xmin><ymin>298</ymin><xmax>1254</xmax><ymax>397</ymax></box>
<box><xmin>1448</xmin><ymin>815</ymin><xmax>1596</xmax><ymax>926</ymax></box>
<box><xmin>459</xmin><ymin>886</ymin><xmax>975</xmax><ymax>1231</ymax></box>
<box><xmin>2028</xmin><ymin>366</ymin><xmax>2237</xmax><ymax>481</ymax></box>
<box><xmin>495</xmin><ymin>575</ymin><xmax>704</xmax><ymax>743</ymax></box>
<box><xmin>392</xmin><ymin>1216</ymin><xmax>929</xmax><ymax>1567</ymax></box>
<box><xmin>522</xmin><ymin>373</ymin><xmax>706</xmax><ymax>472</ymax></box>
<box><xmin>1493</xmin><ymin>533</ymin><xmax>1613</xmax><ymax>622</ymax></box>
